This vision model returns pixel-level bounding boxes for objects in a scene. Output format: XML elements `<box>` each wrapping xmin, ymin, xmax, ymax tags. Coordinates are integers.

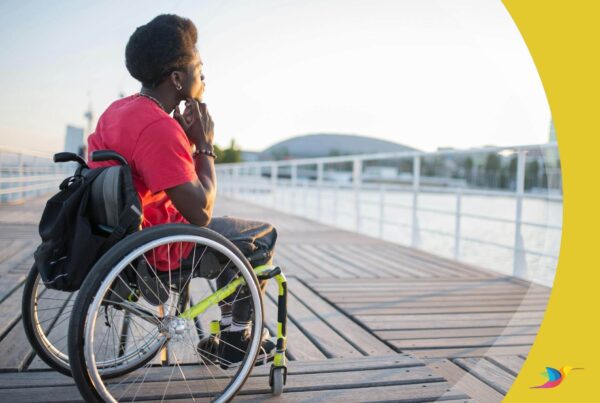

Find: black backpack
<box><xmin>33</xmin><ymin>151</ymin><xmax>142</xmax><ymax>291</ymax></box>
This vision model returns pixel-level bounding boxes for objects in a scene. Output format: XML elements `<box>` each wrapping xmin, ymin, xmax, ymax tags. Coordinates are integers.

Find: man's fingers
<box><xmin>173</xmin><ymin>107</ymin><xmax>187</xmax><ymax>127</ymax></box>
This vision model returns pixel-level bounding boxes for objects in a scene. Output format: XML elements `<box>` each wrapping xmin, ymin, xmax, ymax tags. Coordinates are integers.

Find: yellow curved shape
<box><xmin>501</xmin><ymin>1</ymin><xmax>598</xmax><ymax>401</ymax></box>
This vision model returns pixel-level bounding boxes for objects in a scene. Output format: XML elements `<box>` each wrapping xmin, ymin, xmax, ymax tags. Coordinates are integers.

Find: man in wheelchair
<box><xmin>87</xmin><ymin>14</ymin><xmax>277</xmax><ymax>370</ymax></box>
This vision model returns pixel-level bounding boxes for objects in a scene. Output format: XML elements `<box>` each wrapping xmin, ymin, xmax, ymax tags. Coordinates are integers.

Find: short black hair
<box><xmin>125</xmin><ymin>14</ymin><xmax>198</xmax><ymax>88</ymax></box>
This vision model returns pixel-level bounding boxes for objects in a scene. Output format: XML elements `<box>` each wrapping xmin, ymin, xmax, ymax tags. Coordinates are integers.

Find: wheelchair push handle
<box><xmin>53</xmin><ymin>152</ymin><xmax>87</xmax><ymax>167</ymax></box>
<box><xmin>90</xmin><ymin>150</ymin><xmax>129</xmax><ymax>166</ymax></box>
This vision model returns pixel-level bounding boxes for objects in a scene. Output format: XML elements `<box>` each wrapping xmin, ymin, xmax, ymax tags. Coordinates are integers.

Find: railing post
<box><xmin>233</xmin><ymin>166</ymin><xmax>239</xmax><ymax>198</ymax></box>
<box><xmin>291</xmin><ymin>163</ymin><xmax>298</xmax><ymax>213</ymax></box>
<box><xmin>317</xmin><ymin>162</ymin><xmax>324</xmax><ymax>221</ymax></box>
<box><xmin>0</xmin><ymin>152</ymin><xmax>3</xmax><ymax>203</ymax></box>
<box><xmin>378</xmin><ymin>183</ymin><xmax>385</xmax><ymax>239</ymax></box>
<box><xmin>513</xmin><ymin>149</ymin><xmax>527</xmax><ymax>278</ymax></box>
<box><xmin>255</xmin><ymin>164</ymin><xmax>261</xmax><ymax>200</ymax></box>
<box><xmin>18</xmin><ymin>153</ymin><xmax>24</xmax><ymax>203</ymax></box>
<box><xmin>454</xmin><ymin>188</ymin><xmax>462</xmax><ymax>260</ymax></box>
<box><xmin>353</xmin><ymin>158</ymin><xmax>362</xmax><ymax>232</ymax></box>
<box><xmin>333</xmin><ymin>182</ymin><xmax>339</xmax><ymax>226</ymax></box>
<box><xmin>411</xmin><ymin>155</ymin><xmax>421</xmax><ymax>248</ymax></box>
<box><xmin>271</xmin><ymin>163</ymin><xmax>278</xmax><ymax>207</ymax></box>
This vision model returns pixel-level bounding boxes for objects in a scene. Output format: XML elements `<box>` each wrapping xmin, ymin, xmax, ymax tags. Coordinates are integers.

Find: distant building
<box><xmin>261</xmin><ymin>133</ymin><xmax>417</xmax><ymax>160</ymax></box>
<box><xmin>240</xmin><ymin>150</ymin><xmax>262</xmax><ymax>162</ymax></box>
<box><xmin>64</xmin><ymin>125</ymin><xmax>85</xmax><ymax>156</ymax></box>
<box><xmin>548</xmin><ymin>119</ymin><xmax>556</xmax><ymax>142</ymax></box>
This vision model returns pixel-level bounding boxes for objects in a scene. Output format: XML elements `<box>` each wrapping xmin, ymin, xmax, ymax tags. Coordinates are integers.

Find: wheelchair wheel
<box><xmin>68</xmin><ymin>224</ymin><xmax>264</xmax><ymax>403</ymax></box>
<box><xmin>22</xmin><ymin>263</ymin><xmax>190</xmax><ymax>378</ymax></box>
<box><xmin>22</xmin><ymin>264</ymin><xmax>74</xmax><ymax>375</ymax></box>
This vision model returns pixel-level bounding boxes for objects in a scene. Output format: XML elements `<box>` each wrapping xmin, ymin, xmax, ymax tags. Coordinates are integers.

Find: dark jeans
<box><xmin>206</xmin><ymin>216</ymin><xmax>277</xmax><ymax>325</ymax></box>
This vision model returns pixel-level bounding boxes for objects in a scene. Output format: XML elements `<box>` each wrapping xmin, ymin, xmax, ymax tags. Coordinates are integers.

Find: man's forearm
<box><xmin>193</xmin><ymin>154</ymin><xmax>217</xmax><ymax>211</ymax></box>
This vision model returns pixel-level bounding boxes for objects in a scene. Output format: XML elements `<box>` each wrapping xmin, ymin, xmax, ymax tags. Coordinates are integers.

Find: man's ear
<box><xmin>170</xmin><ymin>71</ymin><xmax>184</xmax><ymax>90</ymax></box>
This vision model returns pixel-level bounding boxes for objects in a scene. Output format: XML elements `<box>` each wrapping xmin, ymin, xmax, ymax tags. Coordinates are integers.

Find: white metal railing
<box><xmin>216</xmin><ymin>143</ymin><xmax>562</xmax><ymax>285</ymax></box>
<box><xmin>0</xmin><ymin>147</ymin><xmax>70</xmax><ymax>204</ymax></box>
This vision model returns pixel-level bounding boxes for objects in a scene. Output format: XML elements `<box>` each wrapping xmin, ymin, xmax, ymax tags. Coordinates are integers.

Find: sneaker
<box><xmin>218</xmin><ymin>328</ymin><xmax>276</xmax><ymax>370</ymax></box>
<box><xmin>196</xmin><ymin>335</ymin><xmax>220</xmax><ymax>364</ymax></box>
<box><xmin>220</xmin><ymin>322</ymin><xmax>270</xmax><ymax>340</ymax></box>
<box><xmin>197</xmin><ymin>326</ymin><xmax>271</xmax><ymax>366</ymax></box>
<box><xmin>136</xmin><ymin>260</ymin><xmax>170</xmax><ymax>306</ymax></box>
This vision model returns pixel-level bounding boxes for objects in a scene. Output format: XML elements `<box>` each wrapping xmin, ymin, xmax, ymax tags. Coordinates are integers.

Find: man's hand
<box><xmin>173</xmin><ymin>98</ymin><xmax>214</xmax><ymax>147</ymax></box>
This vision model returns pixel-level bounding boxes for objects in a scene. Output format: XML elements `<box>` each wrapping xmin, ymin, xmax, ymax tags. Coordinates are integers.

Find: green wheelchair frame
<box><xmin>178</xmin><ymin>263</ymin><xmax>288</xmax><ymax>393</ymax></box>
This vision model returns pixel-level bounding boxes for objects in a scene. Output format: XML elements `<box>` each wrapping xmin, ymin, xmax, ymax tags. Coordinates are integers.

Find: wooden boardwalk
<box><xmin>0</xmin><ymin>195</ymin><xmax>550</xmax><ymax>402</ymax></box>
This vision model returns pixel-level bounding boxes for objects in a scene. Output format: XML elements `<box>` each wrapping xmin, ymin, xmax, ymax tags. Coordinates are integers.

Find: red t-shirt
<box><xmin>88</xmin><ymin>94</ymin><xmax>196</xmax><ymax>270</ymax></box>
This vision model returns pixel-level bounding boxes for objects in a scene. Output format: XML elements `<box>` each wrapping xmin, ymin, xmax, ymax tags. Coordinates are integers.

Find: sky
<box><xmin>0</xmin><ymin>0</ymin><xmax>551</xmax><ymax>155</ymax></box>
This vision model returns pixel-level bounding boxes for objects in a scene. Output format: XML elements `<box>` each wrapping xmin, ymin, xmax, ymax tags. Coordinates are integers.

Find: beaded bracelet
<box><xmin>192</xmin><ymin>147</ymin><xmax>217</xmax><ymax>159</ymax></box>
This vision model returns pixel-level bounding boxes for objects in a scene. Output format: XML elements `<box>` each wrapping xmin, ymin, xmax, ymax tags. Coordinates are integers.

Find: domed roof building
<box><xmin>256</xmin><ymin>133</ymin><xmax>417</xmax><ymax>161</ymax></box>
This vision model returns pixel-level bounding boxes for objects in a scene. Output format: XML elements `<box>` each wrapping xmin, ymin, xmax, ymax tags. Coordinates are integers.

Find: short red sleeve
<box><xmin>133</xmin><ymin>118</ymin><xmax>197</xmax><ymax>193</ymax></box>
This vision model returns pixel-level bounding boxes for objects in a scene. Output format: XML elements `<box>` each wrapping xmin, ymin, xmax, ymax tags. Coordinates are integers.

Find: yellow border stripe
<box><xmin>502</xmin><ymin>1</ymin><xmax>599</xmax><ymax>401</ymax></box>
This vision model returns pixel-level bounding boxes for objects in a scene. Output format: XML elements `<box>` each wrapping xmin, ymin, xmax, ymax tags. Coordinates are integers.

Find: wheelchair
<box><xmin>22</xmin><ymin>151</ymin><xmax>289</xmax><ymax>402</ymax></box>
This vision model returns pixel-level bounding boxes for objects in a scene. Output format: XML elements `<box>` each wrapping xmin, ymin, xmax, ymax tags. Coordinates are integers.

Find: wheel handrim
<box><xmin>83</xmin><ymin>234</ymin><xmax>263</xmax><ymax>403</ymax></box>
<box><xmin>29</xmin><ymin>274</ymin><xmax>72</xmax><ymax>369</ymax></box>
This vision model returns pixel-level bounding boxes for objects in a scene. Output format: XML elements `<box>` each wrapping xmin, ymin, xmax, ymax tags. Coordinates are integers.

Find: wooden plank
<box><xmin>376</xmin><ymin>325</ymin><xmax>540</xmax><ymax>341</ymax></box>
<box><xmin>0</xmin><ymin>354</ymin><xmax>423</xmax><ymax>388</ymax></box>
<box><xmin>0</xmin><ymin>281</ymin><xmax>25</xmax><ymax>338</ymax></box>
<box><xmin>286</xmin><ymin>244</ymin><xmax>349</xmax><ymax>279</ymax></box>
<box><xmin>313</xmin><ymin>244</ymin><xmax>382</xmax><ymax>278</ymax></box>
<box><xmin>320</xmin><ymin>293</ymin><xmax>548</xmax><ymax>304</ymax></box>
<box><xmin>0</xmin><ymin>240</ymin><xmax>35</xmax><ymax>274</ymax></box>
<box><xmin>356</xmin><ymin>311</ymin><xmax>544</xmax><ymax>323</ymax></box>
<box><xmin>0</xmin><ymin>378</ymin><xmax>466</xmax><ymax>403</ymax></box>
<box><xmin>369</xmin><ymin>244</ymin><xmax>469</xmax><ymax>279</ymax></box>
<box><xmin>99</xmin><ymin>365</ymin><xmax>451</xmax><ymax>401</ymax></box>
<box><xmin>276</xmin><ymin>246</ymin><xmax>331</xmax><ymax>279</ymax></box>
<box><xmin>371</xmin><ymin>243</ymin><xmax>495</xmax><ymax>279</ymax></box>
<box><xmin>338</xmin><ymin>296</ymin><xmax>549</xmax><ymax>309</ymax></box>
<box><xmin>236</xmin><ymin>382</ymin><xmax>469</xmax><ymax>402</ymax></box>
<box><xmin>305</xmin><ymin>277</ymin><xmax>549</xmax><ymax>290</ymax></box>
<box><xmin>328</xmin><ymin>244</ymin><xmax>403</xmax><ymax>277</ymax></box>
<box><xmin>306</xmin><ymin>276</ymin><xmax>518</xmax><ymax>284</ymax></box>
<box><xmin>0</xmin><ymin>355</ymin><xmax>454</xmax><ymax>402</ymax></box>
<box><xmin>287</xmin><ymin>278</ymin><xmax>395</xmax><ymax>356</ymax></box>
<box><xmin>342</xmin><ymin>244</ymin><xmax>427</xmax><ymax>278</ymax></box>
<box><xmin>364</xmin><ymin>318</ymin><xmax>543</xmax><ymax>331</ymax></box>
<box><xmin>278</xmin><ymin>245</ymin><xmax>343</xmax><ymax>278</ymax></box>
<box><xmin>411</xmin><ymin>345</ymin><xmax>534</xmax><ymax>359</ymax></box>
<box><xmin>0</xmin><ymin>240</ymin><xmax>20</xmax><ymax>263</ymax></box>
<box><xmin>272</xmin><ymin>247</ymin><xmax>316</xmax><ymax>279</ymax></box>
<box><xmin>486</xmin><ymin>355</ymin><xmax>525</xmax><ymax>377</ymax></box>
<box><xmin>343</xmin><ymin>304</ymin><xmax>547</xmax><ymax>315</ymax></box>
<box><xmin>367</xmin><ymin>243</ymin><xmax>474</xmax><ymax>279</ymax></box>
<box><xmin>310</xmin><ymin>283</ymin><xmax>549</xmax><ymax>293</ymax></box>
<box><xmin>264</xmin><ymin>281</ymin><xmax>326</xmax><ymax>361</ymax></box>
<box><xmin>454</xmin><ymin>357</ymin><xmax>516</xmax><ymax>394</ymax></box>
<box><xmin>266</xmin><ymin>282</ymin><xmax>363</xmax><ymax>359</ymax></box>
<box><xmin>312</xmin><ymin>288</ymin><xmax>549</xmax><ymax>298</ymax></box>
<box><xmin>0</xmin><ymin>321</ymin><xmax>35</xmax><ymax>371</ymax></box>
<box><xmin>305</xmin><ymin>276</ymin><xmax>547</xmax><ymax>287</ymax></box>
<box><xmin>391</xmin><ymin>334</ymin><xmax>537</xmax><ymax>350</ymax></box>
<box><xmin>426</xmin><ymin>358</ymin><xmax>504</xmax><ymax>402</ymax></box>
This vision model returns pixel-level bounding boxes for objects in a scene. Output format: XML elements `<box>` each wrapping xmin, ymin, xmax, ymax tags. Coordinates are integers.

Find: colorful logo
<box><xmin>531</xmin><ymin>366</ymin><xmax>583</xmax><ymax>388</ymax></box>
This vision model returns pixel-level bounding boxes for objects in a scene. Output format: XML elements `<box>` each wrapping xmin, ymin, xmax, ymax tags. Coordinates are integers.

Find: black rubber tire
<box><xmin>21</xmin><ymin>264</ymin><xmax>72</xmax><ymax>376</ymax></box>
<box><xmin>68</xmin><ymin>224</ymin><xmax>264</xmax><ymax>403</ymax></box>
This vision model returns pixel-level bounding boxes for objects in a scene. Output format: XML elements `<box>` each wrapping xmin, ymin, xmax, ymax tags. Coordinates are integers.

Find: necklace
<box><xmin>139</xmin><ymin>92</ymin><xmax>165</xmax><ymax>111</ymax></box>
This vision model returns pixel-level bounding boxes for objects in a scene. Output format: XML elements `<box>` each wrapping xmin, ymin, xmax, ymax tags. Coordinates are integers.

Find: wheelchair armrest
<box><xmin>91</xmin><ymin>150</ymin><xmax>128</xmax><ymax>166</ymax></box>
